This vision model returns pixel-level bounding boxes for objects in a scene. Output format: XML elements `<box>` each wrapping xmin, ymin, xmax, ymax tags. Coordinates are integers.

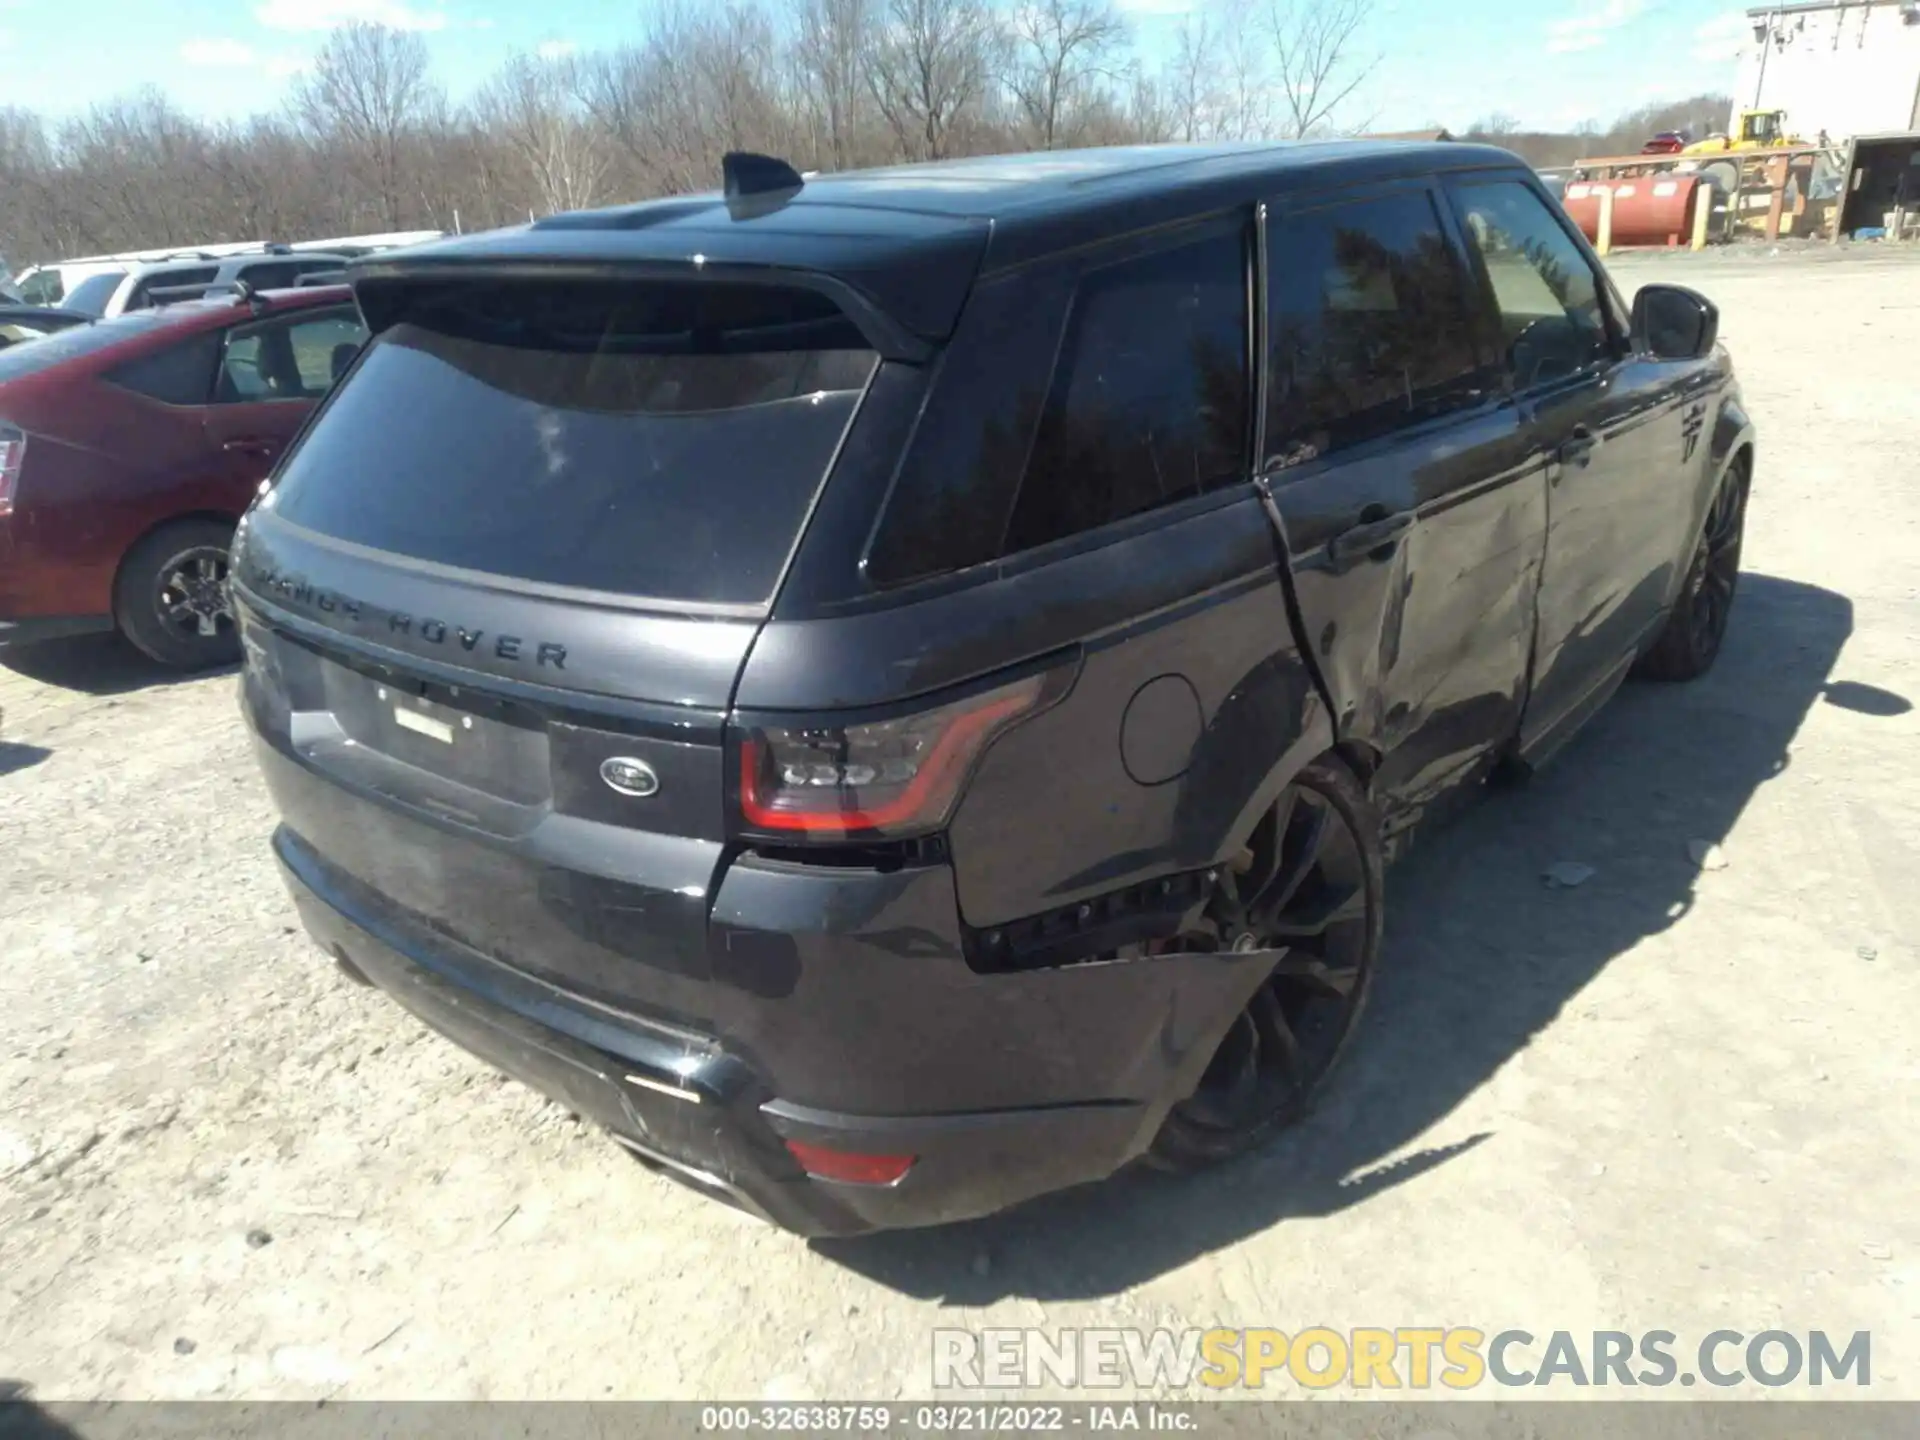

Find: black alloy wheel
<box><xmin>1637</xmin><ymin>460</ymin><xmax>1749</xmax><ymax>682</ymax></box>
<box><xmin>156</xmin><ymin>547</ymin><xmax>233</xmax><ymax>643</ymax></box>
<box><xmin>114</xmin><ymin>518</ymin><xmax>243</xmax><ymax>670</ymax></box>
<box><xmin>1150</xmin><ymin>755</ymin><xmax>1384</xmax><ymax>1170</ymax></box>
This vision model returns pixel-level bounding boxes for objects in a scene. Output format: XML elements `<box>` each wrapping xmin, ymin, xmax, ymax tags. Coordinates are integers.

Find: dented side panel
<box><xmin>1263</xmin><ymin>403</ymin><xmax>1548</xmax><ymax>831</ymax></box>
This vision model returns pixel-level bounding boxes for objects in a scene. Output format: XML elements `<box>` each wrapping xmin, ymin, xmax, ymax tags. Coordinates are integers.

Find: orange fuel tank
<box><xmin>1562</xmin><ymin>175</ymin><xmax>1705</xmax><ymax>249</ymax></box>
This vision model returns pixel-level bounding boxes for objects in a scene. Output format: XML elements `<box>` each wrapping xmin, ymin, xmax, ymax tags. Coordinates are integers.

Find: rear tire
<box><xmin>1636</xmin><ymin>460</ymin><xmax>1749</xmax><ymax>683</ymax></box>
<box><xmin>1148</xmin><ymin>755</ymin><xmax>1384</xmax><ymax>1172</ymax></box>
<box><xmin>114</xmin><ymin>519</ymin><xmax>241</xmax><ymax>671</ymax></box>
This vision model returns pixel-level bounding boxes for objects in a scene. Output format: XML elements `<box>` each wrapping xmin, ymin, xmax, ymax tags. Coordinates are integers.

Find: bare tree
<box><xmin>1162</xmin><ymin>8</ymin><xmax>1224</xmax><ymax>144</ymax></box>
<box><xmin>866</xmin><ymin>0</ymin><xmax>1002</xmax><ymax>161</ymax></box>
<box><xmin>791</xmin><ymin>0</ymin><xmax>876</xmax><ymax>171</ymax></box>
<box><xmin>1266</xmin><ymin>0</ymin><xmax>1374</xmax><ymax>138</ymax></box>
<box><xmin>1220</xmin><ymin>0</ymin><xmax>1274</xmax><ymax>142</ymax></box>
<box><xmin>292</xmin><ymin>22</ymin><xmax>438</xmax><ymax>229</ymax></box>
<box><xmin>476</xmin><ymin>54</ymin><xmax>606</xmax><ymax>216</ymax></box>
<box><xmin>1005</xmin><ymin>0</ymin><xmax>1128</xmax><ymax>150</ymax></box>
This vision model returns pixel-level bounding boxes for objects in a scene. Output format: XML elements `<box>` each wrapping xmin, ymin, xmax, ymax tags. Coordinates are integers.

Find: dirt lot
<box><xmin>3</xmin><ymin>246</ymin><xmax>1918</xmax><ymax>1403</ymax></box>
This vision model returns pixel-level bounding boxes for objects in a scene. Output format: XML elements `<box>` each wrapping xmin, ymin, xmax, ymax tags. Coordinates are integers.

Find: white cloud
<box><xmin>180</xmin><ymin>37</ymin><xmax>258</xmax><ymax>67</ymax></box>
<box><xmin>1115</xmin><ymin>0</ymin><xmax>1193</xmax><ymax>14</ymax></box>
<box><xmin>1692</xmin><ymin>10</ymin><xmax>1751</xmax><ymax>62</ymax></box>
<box><xmin>255</xmin><ymin>0</ymin><xmax>449</xmax><ymax>32</ymax></box>
<box><xmin>535</xmin><ymin>38</ymin><xmax>576</xmax><ymax>59</ymax></box>
<box><xmin>266</xmin><ymin>54</ymin><xmax>311</xmax><ymax>77</ymax></box>
<box><xmin>1545</xmin><ymin>0</ymin><xmax>1644</xmax><ymax>55</ymax></box>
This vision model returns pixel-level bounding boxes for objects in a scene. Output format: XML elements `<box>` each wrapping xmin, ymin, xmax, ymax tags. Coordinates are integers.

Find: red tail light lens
<box><xmin>784</xmin><ymin>1139</ymin><xmax>915</xmax><ymax>1186</ymax></box>
<box><xmin>736</xmin><ymin>669</ymin><xmax>1062</xmax><ymax>840</ymax></box>
<box><xmin>0</xmin><ymin>424</ymin><xmax>25</xmax><ymax>518</ymax></box>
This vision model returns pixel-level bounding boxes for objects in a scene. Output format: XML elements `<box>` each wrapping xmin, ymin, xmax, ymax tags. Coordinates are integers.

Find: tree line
<box><xmin>0</xmin><ymin>0</ymin><xmax>1375</xmax><ymax>265</ymax></box>
<box><xmin>1462</xmin><ymin>93</ymin><xmax>1736</xmax><ymax>170</ymax></box>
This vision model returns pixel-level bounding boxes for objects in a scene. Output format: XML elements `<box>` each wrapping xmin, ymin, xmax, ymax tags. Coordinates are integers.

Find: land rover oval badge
<box><xmin>600</xmin><ymin>757</ymin><xmax>660</xmax><ymax>798</ymax></box>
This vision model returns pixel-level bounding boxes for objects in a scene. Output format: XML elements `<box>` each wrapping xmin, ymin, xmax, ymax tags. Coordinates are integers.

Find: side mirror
<box><xmin>1632</xmin><ymin>284</ymin><xmax>1719</xmax><ymax>360</ymax></box>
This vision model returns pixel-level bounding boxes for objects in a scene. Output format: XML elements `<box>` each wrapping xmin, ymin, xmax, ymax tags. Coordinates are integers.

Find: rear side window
<box><xmin>265</xmin><ymin>281</ymin><xmax>878</xmax><ymax>609</ymax></box>
<box><xmin>101</xmin><ymin>332</ymin><xmax>221</xmax><ymax>405</ymax></box>
<box><xmin>1265</xmin><ymin>190</ymin><xmax>1488</xmax><ymax>468</ymax></box>
<box><xmin>235</xmin><ymin>262</ymin><xmax>302</xmax><ymax>290</ymax></box>
<box><xmin>127</xmin><ymin>267</ymin><xmax>217</xmax><ymax>311</ymax></box>
<box><xmin>1003</xmin><ymin>232</ymin><xmax>1249</xmax><ymax>555</ymax></box>
<box><xmin>59</xmin><ymin>272</ymin><xmax>125</xmax><ymax>316</ymax></box>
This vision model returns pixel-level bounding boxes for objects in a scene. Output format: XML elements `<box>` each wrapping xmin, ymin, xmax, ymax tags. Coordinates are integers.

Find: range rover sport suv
<box><xmin>234</xmin><ymin>143</ymin><xmax>1754</xmax><ymax>1235</ymax></box>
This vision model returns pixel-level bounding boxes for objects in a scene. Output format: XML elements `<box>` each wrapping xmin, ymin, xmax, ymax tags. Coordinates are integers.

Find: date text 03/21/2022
<box><xmin>698</xmin><ymin>1405</ymin><xmax>1196</xmax><ymax>1432</ymax></box>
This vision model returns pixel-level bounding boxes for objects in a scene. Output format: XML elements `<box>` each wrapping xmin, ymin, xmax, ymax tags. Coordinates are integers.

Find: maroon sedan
<box><xmin>0</xmin><ymin>286</ymin><xmax>365</xmax><ymax>669</ymax></box>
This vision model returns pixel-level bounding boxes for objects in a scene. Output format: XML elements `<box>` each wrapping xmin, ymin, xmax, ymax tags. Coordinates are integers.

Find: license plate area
<box><xmin>320</xmin><ymin>656</ymin><xmax>552</xmax><ymax>806</ymax></box>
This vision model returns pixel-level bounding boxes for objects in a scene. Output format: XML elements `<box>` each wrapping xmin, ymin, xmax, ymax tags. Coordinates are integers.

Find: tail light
<box><xmin>784</xmin><ymin>1139</ymin><xmax>915</xmax><ymax>1186</ymax></box>
<box><xmin>0</xmin><ymin>424</ymin><xmax>25</xmax><ymax>517</ymax></box>
<box><xmin>733</xmin><ymin>666</ymin><xmax>1071</xmax><ymax>841</ymax></box>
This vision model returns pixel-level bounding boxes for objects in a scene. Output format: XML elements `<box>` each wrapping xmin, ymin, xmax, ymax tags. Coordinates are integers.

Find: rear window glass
<box><xmin>58</xmin><ymin>272</ymin><xmax>125</xmax><ymax>316</ymax></box>
<box><xmin>265</xmin><ymin>281</ymin><xmax>878</xmax><ymax>609</ymax></box>
<box><xmin>0</xmin><ymin>310</ymin><xmax>165</xmax><ymax>381</ymax></box>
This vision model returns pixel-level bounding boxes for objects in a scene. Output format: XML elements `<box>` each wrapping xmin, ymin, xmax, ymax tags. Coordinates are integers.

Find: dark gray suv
<box><xmin>232</xmin><ymin>143</ymin><xmax>1754</xmax><ymax>1234</ymax></box>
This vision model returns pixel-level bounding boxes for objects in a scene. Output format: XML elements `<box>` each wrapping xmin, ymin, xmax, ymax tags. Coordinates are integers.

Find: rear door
<box><xmin>1257</xmin><ymin>180</ymin><xmax>1548</xmax><ymax>831</ymax></box>
<box><xmin>1443</xmin><ymin>176</ymin><xmax>1690</xmax><ymax>749</ymax></box>
<box><xmin>234</xmin><ymin>277</ymin><xmax>884</xmax><ymax>1019</ymax></box>
<box><xmin>203</xmin><ymin>305</ymin><xmax>368</xmax><ymax>495</ymax></box>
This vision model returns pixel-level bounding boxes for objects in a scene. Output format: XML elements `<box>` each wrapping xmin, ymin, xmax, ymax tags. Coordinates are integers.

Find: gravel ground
<box><xmin>3</xmin><ymin>246</ymin><xmax>1918</xmax><ymax>1403</ymax></box>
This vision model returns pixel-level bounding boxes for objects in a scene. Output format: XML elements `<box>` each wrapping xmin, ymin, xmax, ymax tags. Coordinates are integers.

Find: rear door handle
<box><xmin>1559</xmin><ymin>427</ymin><xmax>1600</xmax><ymax>468</ymax></box>
<box><xmin>1327</xmin><ymin>511</ymin><xmax>1413</xmax><ymax>565</ymax></box>
<box><xmin>222</xmin><ymin>436</ymin><xmax>279</xmax><ymax>458</ymax></box>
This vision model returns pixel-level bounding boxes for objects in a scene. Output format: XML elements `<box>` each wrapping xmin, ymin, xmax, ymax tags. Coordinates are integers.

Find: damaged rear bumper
<box><xmin>274</xmin><ymin>827</ymin><xmax>1277</xmax><ymax>1235</ymax></box>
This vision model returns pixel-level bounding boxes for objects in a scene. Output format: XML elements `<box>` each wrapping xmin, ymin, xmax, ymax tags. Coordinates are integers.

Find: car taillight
<box><xmin>734</xmin><ymin>667</ymin><xmax>1069</xmax><ymax>841</ymax></box>
<box><xmin>0</xmin><ymin>424</ymin><xmax>25</xmax><ymax>517</ymax></box>
<box><xmin>784</xmin><ymin>1139</ymin><xmax>915</xmax><ymax>1186</ymax></box>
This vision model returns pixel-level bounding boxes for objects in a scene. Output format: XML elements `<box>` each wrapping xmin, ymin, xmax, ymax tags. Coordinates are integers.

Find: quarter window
<box><xmin>1264</xmin><ymin>189</ymin><xmax>1489</xmax><ymax>468</ymax></box>
<box><xmin>1453</xmin><ymin>180</ymin><xmax>1611</xmax><ymax>389</ymax></box>
<box><xmin>103</xmin><ymin>332</ymin><xmax>221</xmax><ymax>406</ymax></box>
<box><xmin>1001</xmin><ymin>230</ymin><xmax>1250</xmax><ymax>555</ymax></box>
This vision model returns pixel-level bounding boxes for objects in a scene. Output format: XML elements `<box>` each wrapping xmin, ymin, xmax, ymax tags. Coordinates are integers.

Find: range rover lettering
<box><xmin>234</xmin><ymin>143</ymin><xmax>1753</xmax><ymax>1234</ymax></box>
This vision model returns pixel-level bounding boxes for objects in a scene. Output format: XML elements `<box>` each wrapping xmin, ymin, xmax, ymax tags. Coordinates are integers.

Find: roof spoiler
<box><xmin>349</xmin><ymin>258</ymin><xmax>942</xmax><ymax>362</ymax></box>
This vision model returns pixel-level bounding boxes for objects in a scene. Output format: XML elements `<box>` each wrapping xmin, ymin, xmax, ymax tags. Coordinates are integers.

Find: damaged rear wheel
<box><xmin>1148</xmin><ymin>755</ymin><xmax>1384</xmax><ymax>1171</ymax></box>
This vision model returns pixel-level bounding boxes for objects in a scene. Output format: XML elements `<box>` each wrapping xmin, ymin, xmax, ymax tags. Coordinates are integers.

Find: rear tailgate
<box><xmin>233</xmin><ymin>273</ymin><xmax>885</xmax><ymax>1020</ymax></box>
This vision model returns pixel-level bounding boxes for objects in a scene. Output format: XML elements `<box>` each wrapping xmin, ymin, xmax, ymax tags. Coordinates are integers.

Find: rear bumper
<box><xmin>0</xmin><ymin>613</ymin><xmax>113</xmax><ymax>648</ymax></box>
<box><xmin>273</xmin><ymin>826</ymin><xmax>1254</xmax><ymax>1235</ymax></box>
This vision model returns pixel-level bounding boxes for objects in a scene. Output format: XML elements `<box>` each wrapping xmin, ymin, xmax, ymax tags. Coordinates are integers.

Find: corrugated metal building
<box><xmin>1736</xmin><ymin>1</ymin><xmax>1920</xmax><ymax>140</ymax></box>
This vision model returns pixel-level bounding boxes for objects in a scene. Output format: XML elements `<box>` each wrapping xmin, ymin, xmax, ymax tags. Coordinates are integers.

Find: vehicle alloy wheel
<box><xmin>1149</xmin><ymin>756</ymin><xmax>1383</xmax><ymax>1169</ymax></box>
<box><xmin>157</xmin><ymin>547</ymin><xmax>233</xmax><ymax>642</ymax></box>
<box><xmin>1637</xmin><ymin>460</ymin><xmax>1749</xmax><ymax>682</ymax></box>
<box><xmin>1688</xmin><ymin>469</ymin><xmax>1746</xmax><ymax>662</ymax></box>
<box><xmin>113</xmin><ymin>517</ymin><xmax>243</xmax><ymax>670</ymax></box>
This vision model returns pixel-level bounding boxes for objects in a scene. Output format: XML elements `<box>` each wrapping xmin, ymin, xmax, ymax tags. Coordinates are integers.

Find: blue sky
<box><xmin>0</xmin><ymin>0</ymin><xmax>1755</xmax><ymax>133</ymax></box>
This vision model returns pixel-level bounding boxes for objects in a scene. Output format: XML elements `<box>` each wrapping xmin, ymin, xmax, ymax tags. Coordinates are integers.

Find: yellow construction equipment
<box><xmin>1683</xmin><ymin>109</ymin><xmax>1807</xmax><ymax>154</ymax></box>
